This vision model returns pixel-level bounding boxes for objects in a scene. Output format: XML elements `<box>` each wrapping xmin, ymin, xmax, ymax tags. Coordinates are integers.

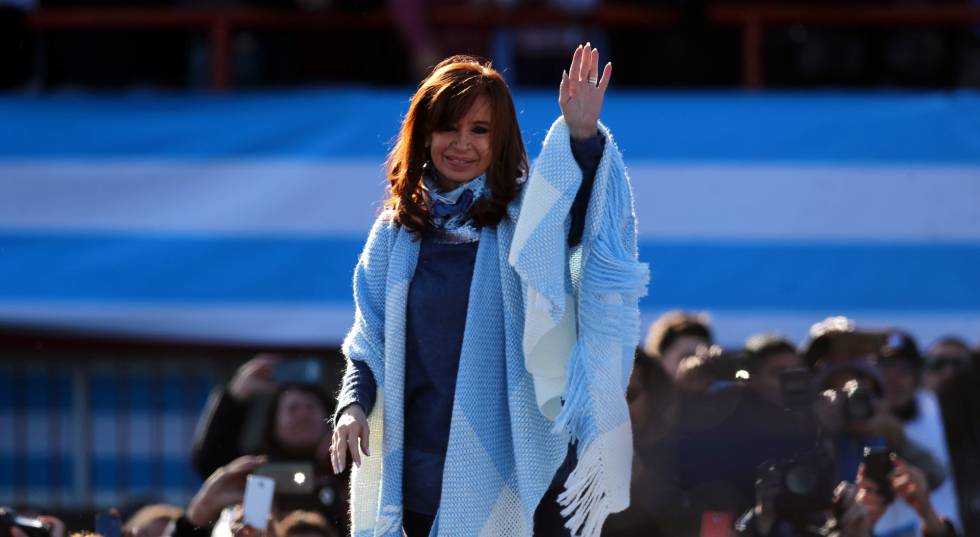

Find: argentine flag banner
<box><xmin>1</xmin><ymin>90</ymin><xmax>979</xmax><ymax>346</ymax></box>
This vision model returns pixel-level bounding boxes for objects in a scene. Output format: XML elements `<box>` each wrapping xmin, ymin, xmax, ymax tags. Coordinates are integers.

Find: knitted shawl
<box><xmin>342</xmin><ymin>117</ymin><xmax>649</xmax><ymax>537</ymax></box>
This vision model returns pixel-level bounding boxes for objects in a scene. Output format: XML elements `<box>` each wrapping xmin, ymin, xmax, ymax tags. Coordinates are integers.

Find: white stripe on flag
<box><xmin>1</xmin><ymin>161</ymin><xmax>979</xmax><ymax>240</ymax></box>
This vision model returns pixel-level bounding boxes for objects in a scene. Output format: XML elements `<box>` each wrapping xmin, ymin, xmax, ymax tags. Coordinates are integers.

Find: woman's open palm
<box><xmin>559</xmin><ymin>43</ymin><xmax>612</xmax><ymax>140</ymax></box>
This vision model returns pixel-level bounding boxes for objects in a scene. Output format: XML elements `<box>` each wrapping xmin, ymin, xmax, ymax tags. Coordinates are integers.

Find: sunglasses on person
<box><xmin>927</xmin><ymin>356</ymin><xmax>965</xmax><ymax>372</ymax></box>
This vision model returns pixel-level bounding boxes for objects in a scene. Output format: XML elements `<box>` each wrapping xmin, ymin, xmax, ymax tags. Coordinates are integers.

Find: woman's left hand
<box><xmin>559</xmin><ymin>42</ymin><xmax>612</xmax><ymax>141</ymax></box>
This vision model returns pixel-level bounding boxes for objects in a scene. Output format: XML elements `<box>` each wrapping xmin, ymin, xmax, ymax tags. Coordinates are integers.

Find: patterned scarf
<box><xmin>421</xmin><ymin>164</ymin><xmax>486</xmax><ymax>244</ymax></box>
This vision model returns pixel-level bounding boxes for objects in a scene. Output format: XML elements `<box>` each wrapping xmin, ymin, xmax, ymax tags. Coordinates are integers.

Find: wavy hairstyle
<box><xmin>385</xmin><ymin>55</ymin><xmax>528</xmax><ymax>233</ymax></box>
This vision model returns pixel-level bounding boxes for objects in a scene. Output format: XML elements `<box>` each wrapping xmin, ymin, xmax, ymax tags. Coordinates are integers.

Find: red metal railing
<box><xmin>26</xmin><ymin>4</ymin><xmax>980</xmax><ymax>90</ymax></box>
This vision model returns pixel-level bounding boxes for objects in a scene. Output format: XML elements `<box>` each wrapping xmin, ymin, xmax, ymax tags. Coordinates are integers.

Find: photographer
<box><xmin>923</xmin><ymin>337</ymin><xmax>972</xmax><ymax>394</ymax></box>
<box><xmin>870</xmin><ymin>332</ymin><xmax>961</xmax><ymax>534</ymax></box>
<box><xmin>735</xmin><ymin>476</ymin><xmax>872</xmax><ymax>537</ymax></box>
<box><xmin>803</xmin><ymin>320</ymin><xmax>947</xmax><ymax>495</ymax></box>
<box><xmin>670</xmin><ymin>337</ymin><xmax>820</xmax><ymax>522</ymax></box>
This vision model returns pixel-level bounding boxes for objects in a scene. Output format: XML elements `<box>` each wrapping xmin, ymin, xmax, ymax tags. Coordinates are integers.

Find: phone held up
<box><xmin>242</xmin><ymin>475</ymin><xmax>276</xmax><ymax>530</ymax></box>
<box><xmin>862</xmin><ymin>446</ymin><xmax>896</xmax><ymax>504</ymax></box>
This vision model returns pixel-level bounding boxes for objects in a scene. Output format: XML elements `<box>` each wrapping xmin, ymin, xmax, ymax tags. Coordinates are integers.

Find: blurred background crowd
<box><xmin>3</xmin><ymin>315</ymin><xmax>979</xmax><ymax>537</ymax></box>
<box><xmin>2</xmin><ymin>0</ymin><xmax>980</xmax><ymax>536</ymax></box>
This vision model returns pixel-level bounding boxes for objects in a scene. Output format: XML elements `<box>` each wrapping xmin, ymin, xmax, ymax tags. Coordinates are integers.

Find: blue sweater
<box><xmin>336</xmin><ymin>133</ymin><xmax>605</xmax><ymax>515</ymax></box>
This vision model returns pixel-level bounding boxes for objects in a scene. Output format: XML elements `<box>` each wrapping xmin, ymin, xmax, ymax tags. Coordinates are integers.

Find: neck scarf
<box><xmin>421</xmin><ymin>165</ymin><xmax>486</xmax><ymax>244</ymax></box>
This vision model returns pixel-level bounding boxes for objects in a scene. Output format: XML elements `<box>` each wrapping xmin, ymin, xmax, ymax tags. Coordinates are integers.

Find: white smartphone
<box><xmin>242</xmin><ymin>474</ymin><xmax>276</xmax><ymax>530</ymax></box>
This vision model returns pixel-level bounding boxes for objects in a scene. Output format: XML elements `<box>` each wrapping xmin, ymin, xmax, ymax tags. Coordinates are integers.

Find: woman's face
<box><xmin>428</xmin><ymin>94</ymin><xmax>493</xmax><ymax>190</ymax></box>
<box><xmin>274</xmin><ymin>389</ymin><xmax>328</xmax><ymax>451</ymax></box>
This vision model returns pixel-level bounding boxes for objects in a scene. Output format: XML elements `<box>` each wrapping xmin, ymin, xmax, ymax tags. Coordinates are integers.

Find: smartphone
<box><xmin>862</xmin><ymin>447</ymin><xmax>895</xmax><ymax>504</ymax></box>
<box><xmin>273</xmin><ymin>358</ymin><xmax>322</xmax><ymax>384</ymax></box>
<box><xmin>242</xmin><ymin>475</ymin><xmax>276</xmax><ymax>529</ymax></box>
<box><xmin>253</xmin><ymin>462</ymin><xmax>314</xmax><ymax>496</ymax></box>
<box><xmin>94</xmin><ymin>512</ymin><xmax>121</xmax><ymax>537</ymax></box>
<box><xmin>699</xmin><ymin>511</ymin><xmax>732</xmax><ymax>537</ymax></box>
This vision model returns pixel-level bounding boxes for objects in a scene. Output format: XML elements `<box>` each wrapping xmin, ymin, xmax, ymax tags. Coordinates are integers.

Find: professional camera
<box><xmin>841</xmin><ymin>379</ymin><xmax>876</xmax><ymax>422</ymax></box>
<box><xmin>736</xmin><ymin>449</ymin><xmax>840</xmax><ymax>536</ymax></box>
<box><xmin>0</xmin><ymin>509</ymin><xmax>51</xmax><ymax>537</ymax></box>
<box><xmin>759</xmin><ymin>448</ymin><xmax>838</xmax><ymax>518</ymax></box>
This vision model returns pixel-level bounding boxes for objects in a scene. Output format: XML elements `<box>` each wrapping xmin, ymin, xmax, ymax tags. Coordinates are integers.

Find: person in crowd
<box><xmin>871</xmin><ymin>331</ymin><xmax>961</xmax><ymax>534</ymax></box>
<box><xmin>331</xmin><ymin>45</ymin><xmax>645</xmax><ymax>537</ymax></box>
<box><xmin>671</xmin><ymin>335</ymin><xmax>819</xmax><ymax>521</ymax></box>
<box><xmin>275</xmin><ymin>511</ymin><xmax>338</xmax><ymax>537</ymax></box>
<box><xmin>673</xmin><ymin>344</ymin><xmax>726</xmax><ymax>394</ymax></box>
<box><xmin>857</xmin><ymin>456</ymin><xmax>961</xmax><ymax>537</ymax></box>
<box><xmin>608</xmin><ymin>334</ymin><xmax>816</xmax><ymax>534</ymax></box>
<box><xmin>744</xmin><ymin>334</ymin><xmax>805</xmax><ymax>406</ymax></box>
<box><xmin>603</xmin><ymin>354</ymin><xmax>677</xmax><ymax>537</ymax></box>
<box><xmin>192</xmin><ymin>355</ymin><xmax>332</xmax><ymax>477</ymax></box>
<box><xmin>190</xmin><ymin>355</ymin><xmax>345</xmax><ymax>532</ymax></box>
<box><xmin>170</xmin><ymin>455</ymin><xmax>268</xmax><ymax>537</ymax></box>
<box><xmin>123</xmin><ymin>505</ymin><xmax>182</xmax><ymax>537</ymax></box>
<box><xmin>802</xmin><ymin>316</ymin><xmax>879</xmax><ymax>370</ymax></box>
<box><xmin>811</xmin><ymin>354</ymin><xmax>947</xmax><ymax>494</ymax></box>
<box><xmin>937</xmin><ymin>351</ymin><xmax>980</xmax><ymax>536</ymax></box>
<box><xmin>643</xmin><ymin>310</ymin><xmax>714</xmax><ymax>382</ymax></box>
<box><xmin>923</xmin><ymin>336</ymin><xmax>972</xmax><ymax>394</ymax></box>
<box><xmin>3</xmin><ymin>512</ymin><xmax>66</xmax><ymax>537</ymax></box>
<box><xmin>735</xmin><ymin>479</ymin><xmax>872</xmax><ymax>537</ymax></box>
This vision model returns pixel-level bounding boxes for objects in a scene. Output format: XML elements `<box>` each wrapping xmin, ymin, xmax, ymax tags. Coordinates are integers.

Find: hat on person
<box><xmin>876</xmin><ymin>330</ymin><xmax>924</xmax><ymax>371</ymax></box>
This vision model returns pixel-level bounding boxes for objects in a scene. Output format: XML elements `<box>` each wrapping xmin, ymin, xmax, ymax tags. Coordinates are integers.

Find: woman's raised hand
<box><xmin>559</xmin><ymin>42</ymin><xmax>612</xmax><ymax>141</ymax></box>
<box><xmin>331</xmin><ymin>404</ymin><xmax>370</xmax><ymax>474</ymax></box>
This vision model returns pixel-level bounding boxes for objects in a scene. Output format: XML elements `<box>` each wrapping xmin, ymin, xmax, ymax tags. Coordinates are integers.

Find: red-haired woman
<box><xmin>331</xmin><ymin>44</ymin><xmax>644</xmax><ymax>537</ymax></box>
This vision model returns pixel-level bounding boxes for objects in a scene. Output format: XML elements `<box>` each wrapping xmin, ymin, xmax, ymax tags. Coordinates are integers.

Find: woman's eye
<box><xmin>472</xmin><ymin>126</ymin><xmax>489</xmax><ymax>134</ymax></box>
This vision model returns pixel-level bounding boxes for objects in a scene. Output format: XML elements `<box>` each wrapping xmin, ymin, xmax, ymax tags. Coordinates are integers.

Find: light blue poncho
<box><xmin>342</xmin><ymin>117</ymin><xmax>649</xmax><ymax>537</ymax></box>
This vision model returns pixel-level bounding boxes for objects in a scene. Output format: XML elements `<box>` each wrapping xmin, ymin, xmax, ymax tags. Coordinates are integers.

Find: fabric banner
<box><xmin>2</xmin><ymin>90</ymin><xmax>979</xmax><ymax>346</ymax></box>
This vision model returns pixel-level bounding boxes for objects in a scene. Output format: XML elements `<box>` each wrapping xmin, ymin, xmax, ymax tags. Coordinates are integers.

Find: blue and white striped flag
<box><xmin>2</xmin><ymin>90</ymin><xmax>979</xmax><ymax>347</ymax></box>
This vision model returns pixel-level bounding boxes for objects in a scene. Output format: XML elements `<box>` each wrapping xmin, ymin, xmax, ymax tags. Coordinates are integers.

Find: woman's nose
<box><xmin>451</xmin><ymin>129</ymin><xmax>470</xmax><ymax>148</ymax></box>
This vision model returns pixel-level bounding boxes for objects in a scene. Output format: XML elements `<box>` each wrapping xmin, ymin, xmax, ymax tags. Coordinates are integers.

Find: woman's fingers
<box><xmin>569</xmin><ymin>45</ymin><xmax>583</xmax><ymax>83</ymax></box>
<box><xmin>598</xmin><ymin>62</ymin><xmax>613</xmax><ymax>93</ymax></box>
<box><xmin>580</xmin><ymin>43</ymin><xmax>592</xmax><ymax>81</ymax></box>
<box><xmin>589</xmin><ymin>48</ymin><xmax>600</xmax><ymax>83</ymax></box>
<box><xmin>335</xmin><ymin>430</ymin><xmax>347</xmax><ymax>473</ymax></box>
<box><xmin>361</xmin><ymin>422</ymin><xmax>371</xmax><ymax>456</ymax></box>
<box><xmin>559</xmin><ymin>69</ymin><xmax>569</xmax><ymax>103</ymax></box>
<box><xmin>331</xmin><ymin>422</ymin><xmax>370</xmax><ymax>472</ymax></box>
<box><xmin>347</xmin><ymin>431</ymin><xmax>361</xmax><ymax>467</ymax></box>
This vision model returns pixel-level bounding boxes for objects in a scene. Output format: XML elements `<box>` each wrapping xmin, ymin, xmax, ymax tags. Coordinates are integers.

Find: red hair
<box><xmin>385</xmin><ymin>55</ymin><xmax>527</xmax><ymax>234</ymax></box>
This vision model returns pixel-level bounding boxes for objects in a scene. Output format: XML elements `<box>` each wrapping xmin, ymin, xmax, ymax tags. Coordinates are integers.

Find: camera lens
<box><xmin>785</xmin><ymin>465</ymin><xmax>818</xmax><ymax>495</ymax></box>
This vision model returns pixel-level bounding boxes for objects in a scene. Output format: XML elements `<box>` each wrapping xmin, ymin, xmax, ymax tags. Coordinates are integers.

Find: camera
<box><xmin>0</xmin><ymin>509</ymin><xmax>51</xmax><ymax>537</ymax></box>
<box><xmin>737</xmin><ymin>449</ymin><xmax>840</xmax><ymax>537</ymax></box>
<box><xmin>841</xmin><ymin>380</ymin><xmax>876</xmax><ymax>422</ymax></box>
<box><xmin>758</xmin><ymin>448</ymin><xmax>838</xmax><ymax>518</ymax></box>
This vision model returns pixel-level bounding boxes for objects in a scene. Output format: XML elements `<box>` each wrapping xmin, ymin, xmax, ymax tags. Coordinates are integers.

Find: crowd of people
<box><xmin>608</xmin><ymin>313</ymin><xmax>980</xmax><ymax>537</ymax></box>
<box><xmin>2</xmin><ymin>313</ymin><xmax>977</xmax><ymax>537</ymax></box>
